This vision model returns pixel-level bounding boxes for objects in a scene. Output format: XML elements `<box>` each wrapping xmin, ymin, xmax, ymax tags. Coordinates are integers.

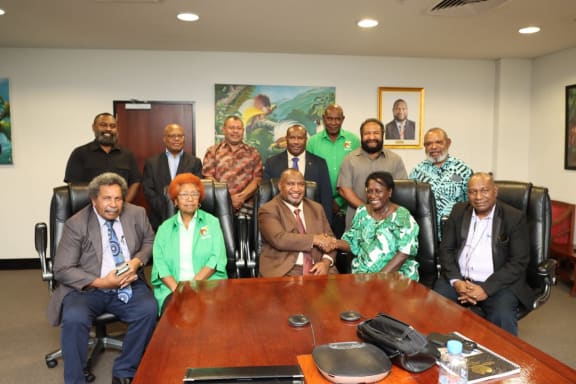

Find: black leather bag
<box><xmin>357</xmin><ymin>313</ymin><xmax>438</xmax><ymax>373</ymax></box>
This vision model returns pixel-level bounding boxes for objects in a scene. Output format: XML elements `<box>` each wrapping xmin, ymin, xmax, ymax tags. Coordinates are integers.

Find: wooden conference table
<box><xmin>134</xmin><ymin>273</ymin><xmax>576</xmax><ymax>383</ymax></box>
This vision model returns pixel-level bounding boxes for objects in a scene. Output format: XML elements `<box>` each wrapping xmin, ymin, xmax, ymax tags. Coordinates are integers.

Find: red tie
<box><xmin>294</xmin><ymin>208</ymin><xmax>313</xmax><ymax>275</ymax></box>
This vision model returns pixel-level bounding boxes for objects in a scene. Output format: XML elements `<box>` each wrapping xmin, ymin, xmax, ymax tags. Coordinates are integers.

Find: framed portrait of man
<box><xmin>565</xmin><ymin>84</ymin><xmax>576</xmax><ymax>170</ymax></box>
<box><xmin>378</xmin><ymin>87</ymin><xmax>424</xmax><ymax>149</ymax></box>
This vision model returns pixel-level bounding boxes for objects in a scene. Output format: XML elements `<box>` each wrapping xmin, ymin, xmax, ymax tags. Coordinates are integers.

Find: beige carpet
<box><xmin>0</xmin><ymin>269</ymin><xmax>574</xmax><ymax>384</ymax></box>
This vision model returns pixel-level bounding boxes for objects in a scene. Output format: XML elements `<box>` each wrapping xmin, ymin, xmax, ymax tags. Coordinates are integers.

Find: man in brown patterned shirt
<box><xmin>202</xmin><ymin>115</ymin><xmax>263</xmax><ymax>218</ymax></box>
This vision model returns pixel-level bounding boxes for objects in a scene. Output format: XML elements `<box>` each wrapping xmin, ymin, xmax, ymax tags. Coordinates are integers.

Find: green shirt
<box><xmin>151</xmin><ymin>209</ymin><xmax>228</xmax><ymax>314</ymax></box>
<box><xmin>306</xmin><ymin>129</ymin><xmax>360</xmax><ymax>209</ymax></box>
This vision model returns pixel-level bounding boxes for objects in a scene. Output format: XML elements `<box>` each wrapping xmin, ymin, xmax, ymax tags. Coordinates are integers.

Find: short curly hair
<box><xmin>168</xmin><ymin>173</ymin><xmax>205</xmax><ymax>202</ymax></box>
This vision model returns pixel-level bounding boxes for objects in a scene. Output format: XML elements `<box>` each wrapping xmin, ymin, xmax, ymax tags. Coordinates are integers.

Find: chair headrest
<box><xmin>68</xmin><ymin>183</ymin><xmax>91</xmax><ymax>214</ymax></box>
<box><xmin>494</xmin><ymin>180</ymin><xmax>532</xmax><ymax>213</ymax></box>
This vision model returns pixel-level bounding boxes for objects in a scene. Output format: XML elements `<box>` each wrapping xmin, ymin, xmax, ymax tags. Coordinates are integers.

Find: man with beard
<box><xmin>385</xmin><ymin>99</ymin><xmax>416</xmax><ymax>140</ymax></box>
<box><xmin>337</xmin><ymin>118</ymin><xmax>407</xmax><ymax>230</ymax></box>
<box><xmin>263</xmin><ymin>124</ymin><xmax>332</xmax><ymax>223</ymax></box>
<box><xmin>64</xmin><ymin>112</ymin><xmax>141</xmax><ymax>203</ymax></box>
<box><xmin>410</xmin><ymin>127</ymin><xmax>472</xmax><ymax>237</ymax></box>
<box><xmin>258</xmin><ymin>169</ymin><xmax>338</xmax><ymax>277</ymax></box>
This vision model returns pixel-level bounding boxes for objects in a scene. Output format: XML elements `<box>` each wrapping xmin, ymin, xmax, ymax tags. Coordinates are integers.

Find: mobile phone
<box><xmin>427</xmin><ymin>332</ymin><xmax>477</xmax><ymax>353</ymax></box>
<box><xmin>115</xmin><ymin>263</ymin><xmax>130</xmax><ymax>276</ymax></box>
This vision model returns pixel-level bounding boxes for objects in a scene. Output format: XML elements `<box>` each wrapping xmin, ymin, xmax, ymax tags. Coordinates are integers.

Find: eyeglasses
<box><xmin>178</xmin><ymin>192</ymin><xmax>200</xmax><ymax>200</ymax></box>
<box><xmin>165</xmin><ymin>134</ymin><xmax>184</xmax><ymax>140</ymax></box>
<box><xmin>468</xmin><ymin>188</ymin><xmax>492</xmax><ymax>197</ymax></box>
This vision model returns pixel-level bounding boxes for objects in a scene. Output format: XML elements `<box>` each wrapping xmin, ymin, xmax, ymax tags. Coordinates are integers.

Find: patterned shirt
<box><xmin>342</xmin><ymin>205</ymin><xmax>419</xmax><ymax>280</ymax></box>
<box><xmin>409</xmin><ymin>155</ymin><xmax>472</xmax><ymax>232</ymax></box>
<box><xmin>202</xmin><ymin>141</ymin><xmax>263</xmax><ymax>213</ymax></box>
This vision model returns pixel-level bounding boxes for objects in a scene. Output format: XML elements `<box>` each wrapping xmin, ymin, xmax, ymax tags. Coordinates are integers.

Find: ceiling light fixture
<box><xmin>177</xmin><ymin>13</ymin><xmax>199</xmax><ymax>22</ymax></box>
<box><xmin>357</xmin><ymin>18</ymin><xmax>379</xmax><ymax>28</ymax></box>
<box><xmin>0</xmin><ymin>9</ymin><xmax>6</xmax><ymax>16</ymax></box>
<box><xmin>518</xmin><ymin>26</ymin><xmax>540</xmax><ymax>34</ymax></box>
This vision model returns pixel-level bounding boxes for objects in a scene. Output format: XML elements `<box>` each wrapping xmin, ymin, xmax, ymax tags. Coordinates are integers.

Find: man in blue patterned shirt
<box><xmin>409</xmin><ymin>128</ymin><xmax>472</xmax><ymax>238</ymax></box>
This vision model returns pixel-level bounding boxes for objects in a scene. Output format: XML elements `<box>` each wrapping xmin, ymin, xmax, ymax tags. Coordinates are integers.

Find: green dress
<box><xmin>342</xmin><ymin>205</ymin><xmax>420</xmax><ymax>280</ymax></box>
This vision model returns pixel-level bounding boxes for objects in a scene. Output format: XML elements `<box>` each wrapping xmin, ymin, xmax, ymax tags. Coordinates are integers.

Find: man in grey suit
<box><xmin>259</xmin><ymin>169</ymin><xmax>338</xmax><ymax>277</ymax></box>
<box><xmin>263</xmin><ymin>124</ymin><xmax>332</xmax><ymax>223</ymax></box>
<box><xmin>384</xmin><ymin>99</ymin><xmax>416</xmax><ymax>140</ymax></box>
<box><xmin>434</xmin><ymin>172</ymin><xmax>532</xmax><ymax>335</ymax></box>
<box><xmin>48</xmin><ymin>173</ymin><xmax>157</xmax><ymax>384</ymax></box>
<box><xmin>142</xmin><ymin>123</ymin><xmax>202</xmax><ymax>230</ymax></box>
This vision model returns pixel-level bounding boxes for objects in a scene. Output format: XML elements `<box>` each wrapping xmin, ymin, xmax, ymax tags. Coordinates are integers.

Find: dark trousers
<box><xmin>60</xmin><ymin>280</ymin><xmax>158</xmax><ymax>384</ymax></box>
<box><xmin>434</xmin><ymin>277</ymin><xmax>520</xmax><ymax>335</ymax></box>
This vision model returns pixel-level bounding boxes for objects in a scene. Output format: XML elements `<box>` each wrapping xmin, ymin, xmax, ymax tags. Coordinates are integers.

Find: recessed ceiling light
<box><xmin>177</xmin><ymin>13</ymin><xmax>199</xmax><ymax>22</ymax></box>
<box><xmin>357</xmin><ymin>18</ymin><xmax>379</xmax><ymax>28</ymax></box>
<box><xmin>0</xmin><ymin>9</ymin><xmax>6</xmax><ymax>16</ymax></box>
<box><xmin>518</xmin><ymin>26</ymin><xmax>540</xmax><ymax>34</ymax></box>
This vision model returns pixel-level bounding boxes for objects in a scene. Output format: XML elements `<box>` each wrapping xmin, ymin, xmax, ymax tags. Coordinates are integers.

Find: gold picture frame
<box><xmin>378</xmin><ymin>87</ymin><xmax>424</xmax><ymax>149</ymax></box>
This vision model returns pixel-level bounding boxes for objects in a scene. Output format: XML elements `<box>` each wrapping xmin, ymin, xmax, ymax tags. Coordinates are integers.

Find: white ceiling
<box><xmin>0</xmin><ymin>0</ymin><xmax>575</xmax><ymax>59</ymax></box>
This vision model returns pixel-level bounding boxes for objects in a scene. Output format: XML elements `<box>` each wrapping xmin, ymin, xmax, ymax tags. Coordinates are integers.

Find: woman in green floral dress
<box><xmin>335</xmin><ymin>172</ymin><xmax>420</xmax><ymax>280</ymax></box>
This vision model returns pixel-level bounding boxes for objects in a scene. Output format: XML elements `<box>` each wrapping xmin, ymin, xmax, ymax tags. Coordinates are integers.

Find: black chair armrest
<box><xmin>537</xmin><ymin>258</ymin><xmax>557</xmax><ymax>279</ymax></box>
<box><xmin>532</xmin><ymin>258</ymin><xmax>557</xmax><ymax>310</ymax></box>
<box><xmin>35</xmin><ymin>222</ymin><xmax>54</xmax><ymax>292</ymax></box>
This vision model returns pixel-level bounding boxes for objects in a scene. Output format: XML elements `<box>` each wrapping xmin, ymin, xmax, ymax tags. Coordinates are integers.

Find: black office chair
<box><xmin>35</xmin><ymin>183</ymin><xmax>123</xmax><ymax>382</ymax></box>
<box><xmin>166</xmin><ymin>179</ymin><xmax>239</xmax><ymax>277</ymax></box>
<box><xmin>390</xmin><ymin>180</ymin><xmax>439</xmax><ymax>289</ymax></box>
<box><xmin>249</xmin><ymin>179</ymin><xmax>319</xmax><ymax>277</ymax></box>
<box><xmin>493</xmin><ymin>180</ymin><xmax>556</xmax><ymax>318</ymax></box>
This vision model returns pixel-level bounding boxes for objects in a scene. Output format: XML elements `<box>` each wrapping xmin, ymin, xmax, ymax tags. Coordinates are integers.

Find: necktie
<box><xmin>399</xmin><ymin>122</ymin><xmax>405</xmax><ymax>139</ymax></box>
<box><xmin>292</xmin><ymin>157</ymin><xmax>299</xmax><ymax>171</ymax></box>
<box><xmin>105</xmin><ymin>220</ymin><xmax>132</xmax><ymax>303</ymax></box>
<box><xmin>293</xmin><ymin>209</ymin><xmax>313</xmax><ymax>275</ymax></box>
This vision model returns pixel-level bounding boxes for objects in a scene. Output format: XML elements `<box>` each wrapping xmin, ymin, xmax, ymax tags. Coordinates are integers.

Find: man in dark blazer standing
<box><xmin>259</xmin><ymin>169</ymin><xmax>338</xmax><ymax>277</ymax></box>
<box><xmin>48</xmin><ymin>173</ymin><xmax>157</xmax><ymax>384</ymax></box>
<box><xmin>263</xmin><ymin>124</ymin><xmax>332</xmax><ymax>224</ymax></box>
<box><xmin>142</xmin><ymin>123</ymin><xmax>202</xmax><ymax>230</ymax></box>
<box><xmin>434</xmin><ymin>172</ymin><xmax>533</xmax><ymax>335</ymax></box>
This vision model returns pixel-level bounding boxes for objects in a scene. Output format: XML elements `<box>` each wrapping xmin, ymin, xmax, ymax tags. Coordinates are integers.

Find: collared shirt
<box><xmin>177</xmin><ymin>212</ymin><xmax>196</xmax><ymax>281</ymax></box>
<box><xmin>94</xmin><ymin>209</ymin><xmax>130</xmax><ymax>278</ymax></box>
<box><xmin>287</xmin><ymin>152</ymin><xmax>306</xmax><ymax>176</ymax></box>
<box><xmin>458</xmin><ymin>206</ymin><xmax>495</xmax><ymax>282</ymax></box>
<box><xmin>409</xmin><ymin>155</ymin><xmax>472</xmax><ymax>232</ymax></box>
<box><xmin>202</xmin><ymin>141</ymin><xmax>263</xmax><ymax>211</ymax></box>
<box><xmin>337</xmin><ymin>147</ymin><xmax>408</xmax><ymax>229</ymax></box>
<box><xmin>165</xmin><ymin>149</ymin><xmax>183</xmax><ymax>180</ymax></box>
<box><xmin>307</xmin><ymin>129</ymin><xmax>360</xmax><ymax>206</ymax></box>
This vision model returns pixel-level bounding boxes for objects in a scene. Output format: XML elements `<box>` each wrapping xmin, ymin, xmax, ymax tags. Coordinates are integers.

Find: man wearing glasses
<box><xmin>142</xmin><ymin>123</ymin><xmax>202</xmax><ymax>230</ymax></box>
<box><xmin>434</xmin><ymin>172</ymin><xmax>531</xmax><ymax>336</ymax></box>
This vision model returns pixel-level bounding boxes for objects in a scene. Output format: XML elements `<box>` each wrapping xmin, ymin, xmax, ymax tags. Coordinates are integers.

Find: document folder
<box><xmin>183</xmin><ymin>365</ymin><xmax>304</xmax><ymax>383</ymax></box>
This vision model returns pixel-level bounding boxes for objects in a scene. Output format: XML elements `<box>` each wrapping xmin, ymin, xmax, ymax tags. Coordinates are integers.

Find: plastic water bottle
<box><xmin>438</xmin><ymin>340</ymin><xmax>468</xmax><ymax>384</ymax></box>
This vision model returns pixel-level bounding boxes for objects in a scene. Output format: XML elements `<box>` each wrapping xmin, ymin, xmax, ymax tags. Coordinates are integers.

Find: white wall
<box><xmin>0</xmin><ymin>47</ymin><xmax>513</xmax><ymax>260</ymax></box>
<box><xmin>531</xmin><ymin>48</ymin><xmax>576</xmax><ymax>202</ymax></box>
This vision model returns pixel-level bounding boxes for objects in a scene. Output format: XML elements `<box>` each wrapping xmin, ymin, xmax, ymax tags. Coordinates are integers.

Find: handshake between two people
<box><xmin>312</xmin><ymin>233</ymin><xmax>343</xmax><ymax>253</ymax></box>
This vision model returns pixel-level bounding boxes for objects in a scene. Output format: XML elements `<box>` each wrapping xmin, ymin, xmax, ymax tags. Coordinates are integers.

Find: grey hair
<box><xmin>88</xmin><ymin>172</ymin><xmax>128</xmax><ymax>199</ymax></box>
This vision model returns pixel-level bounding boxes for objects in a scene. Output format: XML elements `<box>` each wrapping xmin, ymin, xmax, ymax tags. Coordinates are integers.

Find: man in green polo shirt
<box><xmin>307</xmin><ymin>104</ymin><xmax>360</xmax><ymax>237</ymax></box>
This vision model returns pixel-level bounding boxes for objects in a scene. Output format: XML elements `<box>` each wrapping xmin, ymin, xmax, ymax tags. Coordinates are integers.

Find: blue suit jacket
<box><xmin>263</xmin><ymin>151</ymin><xmax>333</xmax><ymax>224</ymax></box>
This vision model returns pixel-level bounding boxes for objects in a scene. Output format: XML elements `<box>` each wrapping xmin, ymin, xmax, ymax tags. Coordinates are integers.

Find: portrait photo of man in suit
<box><xmin>384</xmin><ymin>99</ymin><xmax>416</xmax><ymax>140</ymax></box>
<box><xmin>263</xmin><ymin>123</ymin><xmax>333</xmax><ymax>223</ymax></box>
<box><xmin>434</xmin><ymin>172</ymin><xmax>532</xmax><ymax>336</ymax></box>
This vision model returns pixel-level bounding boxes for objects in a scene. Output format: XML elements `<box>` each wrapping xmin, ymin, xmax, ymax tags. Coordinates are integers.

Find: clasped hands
<box><xmin>312</xmin><ymin>233</ymin><xmax>338</xmax><ymax>253</ymax></box>
<box><xmin>453</xmin><ymin>280</ymin><xmax>488</xmax><ymax>305</ymax></box>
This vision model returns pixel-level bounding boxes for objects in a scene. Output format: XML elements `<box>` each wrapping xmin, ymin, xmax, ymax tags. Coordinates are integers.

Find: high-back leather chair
<box><xmin>390</xmin><ymin>180</ymin><xmax>439</xmax><ymax>288</ymax></box>
<box><xmin>35</xmin><ymin>183</ymin><xmax>123</xmax><ymax>382</ymax></box>
<box><xmin>165</xmin><ymin>179</ymin><xmax>239</xmax><ymax>277</ymax></box>
<box><xmin>249</xmin><ymin>179</ymin><xmax>318</xmax><ymax>277</ymax></box>
<box><xmin>494</xmin><ymin>180</ymin><xmax>556</xmax><ymax>318</ymax></box>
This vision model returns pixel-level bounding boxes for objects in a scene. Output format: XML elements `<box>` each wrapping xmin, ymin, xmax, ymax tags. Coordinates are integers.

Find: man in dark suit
<box><xmin>48</xmin><ymin>173</ymin><xmax>157</xmax><ymax>384</ymax></box>
<box><xmin>142</xmin><ymin>123</ymin><xmax>202</xmax><ymax>230</ymax></box>
<box><xmin>263</xmin><ymin>124</ymin><xmax>332</xmax><ymax>223</ymax></box>
<box><xmin>434</xmin><ymin>172</ymin><xmax>532</xmax><ymax>335</ymax></box>
<box><xmin>384</xmin><ymin>99</ymin><xmax>416</xmax><ymax>140</ymax></box>
<box><xmin>258</xmin><ymin>169</ymin><xmax>338</xmax><ymax>277</ymax></box>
